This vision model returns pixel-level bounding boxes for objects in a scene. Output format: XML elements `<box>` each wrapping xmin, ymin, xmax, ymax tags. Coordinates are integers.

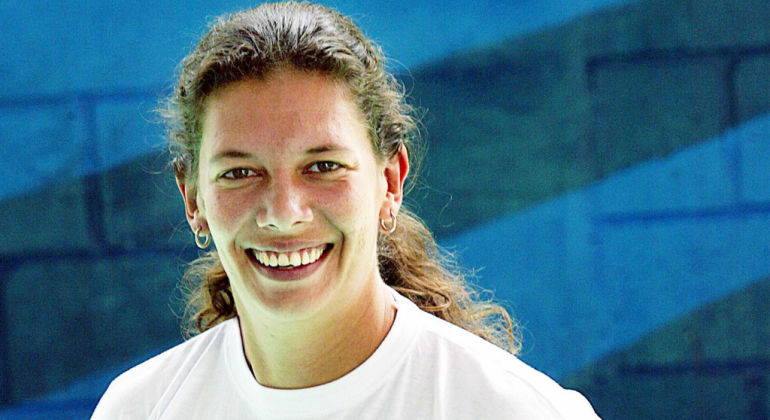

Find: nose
<box><xmin>255</xmin><ymin>174</ymin><xmax>313</xmax><ymax>231</ymax></box>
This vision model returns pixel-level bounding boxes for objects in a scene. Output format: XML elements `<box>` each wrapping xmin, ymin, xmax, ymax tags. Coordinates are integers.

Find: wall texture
<box><xmin>410</xmin><ymin>0</ymin><xmax>770</xmax><ymax>238</ymax></box>
<box><xmin>565</xmin><ymin>276</ymin><xmax>770</xmax><ymax>419</ymax></box>
<box><xmin>0</xmin><ymin>154</ymin><xmax>192</xmax><ymax>403</ymax></box>
<box><xmin>446</xmin><ymin>114</ymin><xmax>770</xmax><ymax>419</ymax></box>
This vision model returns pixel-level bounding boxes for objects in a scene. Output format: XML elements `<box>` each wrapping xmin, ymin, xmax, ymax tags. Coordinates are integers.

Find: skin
<box><xmin>177</xmin><ymin>70</ymin><xmax>409</xmax><ymax>389</ymax></box>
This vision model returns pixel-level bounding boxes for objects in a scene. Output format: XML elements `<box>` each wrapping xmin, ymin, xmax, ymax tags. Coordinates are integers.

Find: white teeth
<box><xmin>254</xmin><ymin>246</ymin><xmax>325</xmax><ymax>268</ymax></box>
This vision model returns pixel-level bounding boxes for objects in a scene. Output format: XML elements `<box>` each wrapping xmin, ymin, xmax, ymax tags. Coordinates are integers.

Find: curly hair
<box><xmin>163</xmin><ymin>1</ymin><xmax>520</xmax><ymax>354</ymax></box>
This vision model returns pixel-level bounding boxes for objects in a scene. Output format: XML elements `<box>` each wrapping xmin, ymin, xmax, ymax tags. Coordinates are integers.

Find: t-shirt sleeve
<box><xmin>554</xmin><ymin>389</ymin><xmax>602</xmax><ymax>419</ymax></box>
<box><xmin>90</xmin><ymin>374</ymin><xmax>151</xmax><ymax>420</ymax></box>
<box><xmin>507</xmin><ymin>359</ymin><xmax>601</xmax><ymax>419</ymax></box>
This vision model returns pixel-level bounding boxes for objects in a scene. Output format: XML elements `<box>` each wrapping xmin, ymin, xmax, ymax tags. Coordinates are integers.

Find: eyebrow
<box><xmin>209</xmin><ymin>144</ymin><xmax>352</xmax><ymax>163</ymax></box>
<box><xmin>209</xmin><ymin>150</ymin><xmax>255</xmax><ymax>164</ymax></box>
<box><xmin>304</xmin><ymin>144</ymin><xmax>352</xmax><ymax>155</ymax></box>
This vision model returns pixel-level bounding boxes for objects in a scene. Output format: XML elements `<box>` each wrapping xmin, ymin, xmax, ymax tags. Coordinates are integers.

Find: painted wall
<box><xmin>446</xmin><ymin>113</ymin><xmax>770</xmax><ymax>379</ymax></box>
<box><xmin>0</xmin><ymin>0</ymin><xmax>632</xmax><ymax>200</ymax></box>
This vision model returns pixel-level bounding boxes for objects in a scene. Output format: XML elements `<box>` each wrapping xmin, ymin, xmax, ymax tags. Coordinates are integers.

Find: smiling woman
<box><xmin>194</xmin><ymin>72</ymin><xmax>398</xmax><ymax>333</ymax></box>
<box><xmin>91</xmin><ymin>2</ymin><xmax>600</xmax><ymax>419</ymax></box>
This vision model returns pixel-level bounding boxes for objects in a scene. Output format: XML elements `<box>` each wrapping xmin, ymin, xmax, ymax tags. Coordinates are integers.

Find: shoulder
<box><xmin>399</xmin><ymin>297</ymin><xmax>600</xmax><ymax>419</ymax></box>
<box><xmin>91</xmin><ymin>320</ymin><xmax>235</xmax><ymax>420</ymax></box>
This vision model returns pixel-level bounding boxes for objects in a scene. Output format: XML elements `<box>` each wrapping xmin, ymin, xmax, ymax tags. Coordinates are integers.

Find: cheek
<box><xmin>321</xmin><ymin>181</ymin><xmax>381</xmax><ymax>248</ymax></box>
<box><xmin>204</xmin><ymin>190</ymin><xmax>256</xmax><ymax>233</ymax></box>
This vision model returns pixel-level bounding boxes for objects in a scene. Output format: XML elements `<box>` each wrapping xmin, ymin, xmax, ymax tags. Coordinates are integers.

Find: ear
<box><xmin>175</xmin><ymin>176</ymin><xmax>207</xmax><ymax>233</ymax></box>
<box><xmin>380</xmin><ymin>145</ymin><xmax>409</xmax><ymax>219</ymax></box>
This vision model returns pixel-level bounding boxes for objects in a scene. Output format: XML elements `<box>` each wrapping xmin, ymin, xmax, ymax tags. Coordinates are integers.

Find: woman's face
<box><xmin>186</xmin><ymin>71</ymin><xmax>404</xmax><ymax>320</ymax></box>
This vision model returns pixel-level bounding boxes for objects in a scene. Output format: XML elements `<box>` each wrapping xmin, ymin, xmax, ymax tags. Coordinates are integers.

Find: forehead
<box><xmin>199</xmin><ymin>71</ymin><xmax>371</xmax><ymax>156</ymax></box>
<box><xmin>209</xmin><ymin>71</ymin><xmax>348</xmax><ymax>112</ymax></box>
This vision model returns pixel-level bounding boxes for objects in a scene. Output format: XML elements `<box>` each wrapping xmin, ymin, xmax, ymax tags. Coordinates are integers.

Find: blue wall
<box><xmin>445</xmin><ymin>114</ymin><xmax>770</xmax><ymax>378</ymax></box>
<box><xmin>0</xmin><ymin>0</ymin><xmax>634</xmax><ymax>201</ymax></box>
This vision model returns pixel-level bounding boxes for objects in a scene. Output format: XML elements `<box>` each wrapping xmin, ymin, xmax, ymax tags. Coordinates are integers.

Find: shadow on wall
<box><xmin>0</xmin><ymin>153</ymin><xmax>192</xmax><ymax>405</ymax></box>
<box><xmin>445</xmin><ymin>113</ymin><xmax>770</xmax><ymax>380</ymax></box>
<box><xmin>564</xmin><ymin>276</ymin><xmax>770</xmax><ymax>420</ymax></box>
<box><xmin>408</xmin><ymin>0</ymin><xmax>770</xmax><ymax>238</ymax></box>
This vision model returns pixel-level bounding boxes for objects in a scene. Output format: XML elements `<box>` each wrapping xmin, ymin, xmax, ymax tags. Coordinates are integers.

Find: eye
<box><xmin>220</xmin><ymin>168</ymin><xmax>256</xmax><ymax>180</ymax></box>
<box><xmin>307</xmin><ymin>161</ymin><xmax>341</xmax><ymax>173</ymax></box>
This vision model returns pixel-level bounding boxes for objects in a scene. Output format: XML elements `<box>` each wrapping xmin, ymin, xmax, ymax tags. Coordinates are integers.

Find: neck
<box><xmin>237</xmin><ymin>281</ymin><xmax>397</xmax><ymax>389</ymax></box>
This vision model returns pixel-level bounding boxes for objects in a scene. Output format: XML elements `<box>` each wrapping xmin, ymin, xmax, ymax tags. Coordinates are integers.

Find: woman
<box><xmin>92</xmin><ymin>2</ymin><xmax>600</xmax><ymax>419</ymax></box>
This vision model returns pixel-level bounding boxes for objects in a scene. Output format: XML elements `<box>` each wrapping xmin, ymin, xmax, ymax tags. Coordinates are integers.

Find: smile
<box><xmin>249</xmin><ymin>245</ymin><xmax>328</xmax><ymax>268</ymax></box>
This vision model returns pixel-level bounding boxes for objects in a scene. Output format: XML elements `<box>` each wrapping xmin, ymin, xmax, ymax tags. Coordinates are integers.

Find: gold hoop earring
<box><xmin>194</xmin><ymin>226</ymin><xmax>211</xmax><ymax>249</ymax></box>
<box><xmin>379</xmin><ymin>209</ymin><xmax>397</xmax><ymax>234</ymax></box>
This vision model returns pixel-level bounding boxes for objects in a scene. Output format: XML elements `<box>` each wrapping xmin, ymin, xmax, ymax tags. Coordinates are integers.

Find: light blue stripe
<box><xmin>442</xmin><ymin>113</ymin><xmax>770</xmax><ymax>378</ymax></box>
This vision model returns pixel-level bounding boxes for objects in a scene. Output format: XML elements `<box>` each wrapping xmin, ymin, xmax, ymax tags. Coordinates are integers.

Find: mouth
<box><xmin>248</xmin><ymin>244</ymin><xmax>330</xmax><ymax>270</ymax></box>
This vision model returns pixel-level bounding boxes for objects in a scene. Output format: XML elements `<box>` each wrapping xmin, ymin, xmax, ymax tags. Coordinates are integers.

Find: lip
<box><xmin>247</xmin><ymin>242</ymin><xmax>325</xmax><ymax>253</ymax></box>
<box><xmin>246</xmin><ymin>244</ymin><xmax>332</xmax><ymax>282</ymax></box>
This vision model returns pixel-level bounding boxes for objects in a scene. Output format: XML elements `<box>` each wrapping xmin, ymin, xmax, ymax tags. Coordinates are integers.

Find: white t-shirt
<box><xmin>92</xmin><ymin>290</ymin><xmax>600</xmax><ymax>419</ymax></box>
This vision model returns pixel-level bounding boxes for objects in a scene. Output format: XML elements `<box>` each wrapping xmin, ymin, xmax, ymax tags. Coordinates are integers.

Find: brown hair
<box><xmin>164</xmin><ymin>1</ymin><xmax>520</xmax><ymax>354</ymax></box>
